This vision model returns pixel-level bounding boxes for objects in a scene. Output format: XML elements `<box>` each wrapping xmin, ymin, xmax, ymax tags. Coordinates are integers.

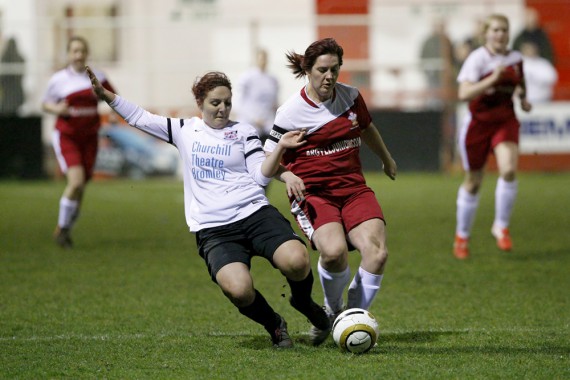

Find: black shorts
<box><xmin>195</xmin><ymin>205</ymin><xmax>305</xmax><ymax>283</ymax></box>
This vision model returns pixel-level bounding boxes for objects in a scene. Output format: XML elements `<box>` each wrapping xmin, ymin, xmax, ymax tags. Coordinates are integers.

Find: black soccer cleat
<box><xmin>271</xmin><ymin>313</ymin><xmax>293</xmax><ymax>348</ymax></box>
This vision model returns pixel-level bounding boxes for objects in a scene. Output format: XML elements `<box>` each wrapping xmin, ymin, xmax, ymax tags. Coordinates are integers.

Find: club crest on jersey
<box><xmin>224</xmin><ymin>130</ymin><xmax>238</xmax><ymax>140</ymax></box>
<box><xmin>348</xmin><ymin>111</ymin><xmax>359</xmax><ymax>130</ymax></box>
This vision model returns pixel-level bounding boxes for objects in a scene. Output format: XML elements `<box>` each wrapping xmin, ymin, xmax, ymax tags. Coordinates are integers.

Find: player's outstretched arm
<box><xmin>86</xmin><ymin>66</ymin><xmax>116</xmax><ymax>104</ymax></box>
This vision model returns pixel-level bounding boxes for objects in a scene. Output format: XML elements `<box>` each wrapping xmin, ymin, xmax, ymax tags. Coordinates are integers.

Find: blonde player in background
<box><xmin>454</xmin><ymin>14</ymin><xmax>532</xmax><ymax>259</ymax></box>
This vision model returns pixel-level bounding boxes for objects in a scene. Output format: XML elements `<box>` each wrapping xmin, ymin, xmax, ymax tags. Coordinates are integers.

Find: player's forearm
<box><xmin>98</xmin><ymin>88</ymin><xmax>116</xmax><ymax>104</ymax></box>
<box><xmin>362</xmin><ymin>124</ymin><xmax>393</xmax><ymax>164</ymax></box>
<box><xmin>41</xmin><ymin>103</ymin><xmax>59</xmax><ymax>115</ymax></box>
<box><xmin>261</xmin><ymin>146</ymin><xmax>286</xmax><ymax>178</ymax></box>
<box><xmin>458</xmin><ymin>76</ymin><xmax>497</xmax><ymax>101</ymax></box>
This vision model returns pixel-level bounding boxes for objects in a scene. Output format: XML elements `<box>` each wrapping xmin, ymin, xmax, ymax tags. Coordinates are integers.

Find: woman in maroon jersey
<box><xmin>264</xmin><ymin>38</ymin><xmax>397</xmax><ymax>346</ymax></box>
<box><xmin>453</xmin><ymin>14</ymin><xmax>532</xmax><ymax>259</ymax></box>
<box><xmin>42</xmin><ymin>36</ymin><xmax>116</xmax><ymax>248</ymax></box>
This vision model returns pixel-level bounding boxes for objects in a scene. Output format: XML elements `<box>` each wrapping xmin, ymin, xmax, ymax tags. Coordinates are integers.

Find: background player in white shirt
<box><xmin>87</xmin><ymin>68</ymin><xmax>330</xmax><ymax>348</ymax></box>
<box><xmin>235</xmin><ymin>48</ymin><xmax>279</xmax><ymax>142</ymax></box>
<box><xmin>42</xmin><ymin>36</ymin><xmax>116</xmax><ymax>249</ymax></box>
<box><xmin>264</xmin><ymin>38</ymin><xmax>397</xmax><ymax>346</ymax></box>
<box><xmin>519</xmin><ymin>41</ymin><xmax>558</xmax><ymax>103</ymax></box>
<box><xmin>454</xmin><ymin>14</ymin><xmax>532</xmax><ymax>259</ymax></box>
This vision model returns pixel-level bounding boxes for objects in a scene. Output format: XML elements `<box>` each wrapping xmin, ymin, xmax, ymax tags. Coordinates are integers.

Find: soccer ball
<box><xmin>332</xmin><ymin>308</ymin><xmax>379</xmax><ymax>354</ymax></box>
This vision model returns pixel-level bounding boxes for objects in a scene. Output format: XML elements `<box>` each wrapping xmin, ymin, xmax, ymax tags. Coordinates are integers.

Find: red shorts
<box><xmin>291</xmin><ymin>185</ymin><xmax>384</xmax><ymax>243</ymax></box>
<box><xmin>52</xmin><ymin>130</ymin><xmax>99</xmax><ymax>180</ymax></box>
<box><xmin>459</xmin><ymin>116</ymin><xmax>520</xmax><ymax>171</ymax></box>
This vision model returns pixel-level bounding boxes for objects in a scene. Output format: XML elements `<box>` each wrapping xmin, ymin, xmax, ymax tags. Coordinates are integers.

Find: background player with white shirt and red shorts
<box><xmin>264</xmin><ymin>38</ymin><xmax>397</xmax><ymax>346</ymax></box>
<box><xmin>454</xmin><ymin>14</ymin><xmax>532</xmax><ymax>259</ymax></box>
<box><xmin>42</xmin><ymin>36</ymin><xmax>116</xmax><ymax>248</ymax></box>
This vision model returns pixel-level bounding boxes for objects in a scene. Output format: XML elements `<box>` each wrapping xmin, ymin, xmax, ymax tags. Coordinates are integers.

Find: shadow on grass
<box><xmin>240</xmin><ymin>330</ymin><xmax>464</xmax><ymax>351</ymax></box>
<box><xmin>239</xmin><ymin>331</ymin><xmax>570</xmax><ymax>356</ymax></box>
<box><xmin>500</xmin><ymin>248</ymin><xmax>570</xmax><ymax>262</ymax></box>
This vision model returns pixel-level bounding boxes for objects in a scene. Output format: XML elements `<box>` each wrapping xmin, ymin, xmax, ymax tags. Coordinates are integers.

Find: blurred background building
<box><xmin>1</xmin><ymin>0</ymin><xmax>569</xmax><ymax>178</ymax></box>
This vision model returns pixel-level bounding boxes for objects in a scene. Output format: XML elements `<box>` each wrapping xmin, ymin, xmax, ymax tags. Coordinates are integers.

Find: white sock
<box><xmin>494</xmin><ymin>178</ymin><xmax>518</xmax><ymax>229</ymax></box>
<box><xmin>348</xmin><ymin>267</ymin><xmax>383</xmax><ymax>310</ymax></box>
<box><xmin>456</xmin><ymin>186</ymin><xmax>480</xmax><ymax>239</ymax></box>
<box><xmin>317</xmin><ymin>261</ymin><xmax>350</xmax><ymax>313</ymax></box>
<box><xmin>58</xmin><ymin>197</ymin><xmax>79</xmax><ymax>229</ymax></box>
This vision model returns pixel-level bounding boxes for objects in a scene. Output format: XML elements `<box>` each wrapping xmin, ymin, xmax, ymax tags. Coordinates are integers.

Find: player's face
<box><xmin>201</xmin><ymin>86</ymin><xmax>232</xmax><ymax>129</ymax></box>
<box><xmin>68</xmin><ymin>40</ymin><xmax>88</xmax><ymax>72</ymax></box>
<box><xmin>485</xmin><ymin>19</ymin><xmax>509</xmax><ymax>54</ymax></box>
<box><xmin>306</xmin><ymin>54</ymin><xmax>340</xmax><ymax>103</ymax></box>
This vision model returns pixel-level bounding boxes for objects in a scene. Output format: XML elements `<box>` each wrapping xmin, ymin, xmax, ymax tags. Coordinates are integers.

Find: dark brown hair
<box><xmin>191</xmin><ymin>71</ymin><xmax>232</xmax><ymax>107</ymax></box>
<box><xmin>286</xmin><ymin>38</ymin><xmax>344</xmax><ymax>79</ymax></box>
<box><xmin>67</xmin><ymin>36</ymin><xmax>89</xmax><ymax>54</ymax></box>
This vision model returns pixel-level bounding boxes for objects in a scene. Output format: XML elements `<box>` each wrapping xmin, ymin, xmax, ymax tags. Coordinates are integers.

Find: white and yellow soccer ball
<box><xmin>332</xmin><ymin>308</ymin><xmax>379</xmax><ymax>354</ymax></box>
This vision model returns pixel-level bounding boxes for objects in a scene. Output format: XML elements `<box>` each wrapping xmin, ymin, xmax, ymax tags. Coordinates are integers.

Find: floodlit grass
<box><xmin>1</xmin><ymin>172</ymin><xmax>569</xmax><ymax>379</ymax></box>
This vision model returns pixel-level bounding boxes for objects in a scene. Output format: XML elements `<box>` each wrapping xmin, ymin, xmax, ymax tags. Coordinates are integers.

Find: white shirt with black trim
<box><xmin>109</xmin><ymin>95</ymin><xmax>271</xmax><ymax>232</ymax></box>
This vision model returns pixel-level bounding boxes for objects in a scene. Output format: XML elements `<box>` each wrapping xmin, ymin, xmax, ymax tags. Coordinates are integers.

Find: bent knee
<box><xmin>361</xmin><ymin>244</ymin><xmax>388</xmax><ymax>271</ymax></box>
<box><xmin>283</xmin><ymin>250</ymin><xmax>310</xmax><ymax>275</ymax></box>
<box><xmin>500</xmin><ymin>170</ymin><xmax>516</xmax><ymax>182</ymax></box>
<box><xmin>222</xmin><ymin>285</ymin><xmax>255</xmax><ymax>307</ymax></box>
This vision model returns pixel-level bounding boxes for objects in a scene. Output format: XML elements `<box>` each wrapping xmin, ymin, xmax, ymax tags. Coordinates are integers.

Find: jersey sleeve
<box><xmin>263</xmin><ymin>105</ymin><xmax>293</xmax><ymax>153</ymax></box>
<box><xmin>457</xmin><ymin>51</ymin><xmax>482</xmax><ymax>83</ymax></box>
<box><xmin>354</xmin><ymin>92</ymin><xmax>372</xmax><ymax>129</ymax></box>
<box><xmin>109</xmin><ymin>95</ymin><xmax>174</xmax><ymax>144</ymax></box>
<box><xmin>244</xmin><ymin>125</ymin><xmax>272</xmax><ymax>186</ymax></box>
<box><xmin>42</xmin><ymin>75</ymin><xmax>60</xmax><ymax>104</ymax></box>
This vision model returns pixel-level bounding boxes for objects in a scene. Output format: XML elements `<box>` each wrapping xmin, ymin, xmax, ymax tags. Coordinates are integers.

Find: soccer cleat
<box><xmin>271</xmin><ymin>314</ymin><xmax>293</xmax><ymax>348</ymax></box>
<box><xmin>53</xmin><ymin>226</ymin><xmax>73</xmax><ymax>249</ymax></box>
<box><xmin>492</xmin><ymin>226</ymin><xmax>512</xmax><ymax>251</ymax></box>
<box><xmin>289</xmin><ymin>297</ymin><xmax>331</xmax><ymax>331</ymax></box>
<box><xmin>453</xmin><ymin>235</ymin><xmax>469</xmax><ymax>259</ymax></box>
<box><xmin>308</xmin><ymin>306</ymin><xmax>342</xmax><ymax>346</ymax></box>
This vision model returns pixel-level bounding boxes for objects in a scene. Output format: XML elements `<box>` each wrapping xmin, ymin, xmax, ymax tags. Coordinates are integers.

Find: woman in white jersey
<box><xmin>453</xmin><ymin>14</ymin><xmax>532</xmax><ymax>259</ymax></box>
<box><xmin>264</xmin><ymin>38</ymin><xmax>397</xmax><ymax>346</ymax></box>
<box><xmin>86</xmin><ymin>67</ymin><xmax>330</xmax><ymax>348</ymax></box>
<box><xmin>42</xmin><ymin>36</ymin><xmax>116</xmax><ymax>248</ymax></box>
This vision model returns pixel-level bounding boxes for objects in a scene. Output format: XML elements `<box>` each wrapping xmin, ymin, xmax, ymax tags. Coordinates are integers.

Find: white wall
<box><xmin>1</xmin><ymin>0</ymin><xmax>526</xmax><ymax>119</ymax></box>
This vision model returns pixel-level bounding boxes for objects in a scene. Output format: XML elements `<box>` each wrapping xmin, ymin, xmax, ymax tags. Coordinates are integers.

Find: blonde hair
<box><xmin>483</xmin><ymin>14</ymin><xmax>509</xmax><ymax>33</ymax></box>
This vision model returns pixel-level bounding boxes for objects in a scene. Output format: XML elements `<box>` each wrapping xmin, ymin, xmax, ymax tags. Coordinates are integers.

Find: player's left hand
<box><xmin>281</xmin><ymin>171</ymin><xmax>306</xmax><ymax>202</ymax></box>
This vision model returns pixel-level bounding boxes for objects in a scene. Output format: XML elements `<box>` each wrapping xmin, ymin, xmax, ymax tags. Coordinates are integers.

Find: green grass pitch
<box><xmin>1</xmin><ymin>172</ymin><xmax>569</xmax><ymax>379</ymax></box>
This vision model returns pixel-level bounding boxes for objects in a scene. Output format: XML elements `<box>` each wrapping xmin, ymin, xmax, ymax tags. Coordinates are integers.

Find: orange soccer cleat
<box><xmin>453</xmin><ymin>235</ymin><xmax>470</xmax><ymax>259</ymax></box>
<box><xmin>492</xmin><ymin>226</ymin><xmax>512</xmax><ymax>251</ymax></box>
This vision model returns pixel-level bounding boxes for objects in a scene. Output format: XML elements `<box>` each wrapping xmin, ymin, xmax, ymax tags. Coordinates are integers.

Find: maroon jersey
<box><xmin>43</xmin><ymin>66</ymin><xmax>115</xmax><ymax>136</ymax></box>
<box><xmin>265</xmin><ymin>82</ymin><xmax>372</xmax><ymax>194</ymax></box>
<box><xmin>457</xmin><ymin>46</ymin><xmax>524</xmax><ymax>124</ymax></box>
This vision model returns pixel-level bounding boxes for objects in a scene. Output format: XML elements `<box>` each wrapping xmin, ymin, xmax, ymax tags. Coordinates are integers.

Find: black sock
<box><xmin>287</xmin><ymin>269</ymin><xmax>315</xmax><ymax>307</ymax></box>
<box><xmin>238</xmin><ymin>289</ymin><xmax>279</xmax><ymax>332</ymax></box>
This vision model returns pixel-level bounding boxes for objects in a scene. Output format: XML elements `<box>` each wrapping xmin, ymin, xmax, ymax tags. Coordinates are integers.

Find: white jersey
<box><xmin>235</xmin><ymin>67</ymin><xmax>279</xmax><ymax>135</ymax></box>
<box><xmin>110</xmin><ymin>96</ymin><xmax>272</xmax><ymax>232</ymax></box>
<box><xmin>522</xmin><ymin>55</ymin><xmax>558</xmax><ymax>103</ymax></box>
